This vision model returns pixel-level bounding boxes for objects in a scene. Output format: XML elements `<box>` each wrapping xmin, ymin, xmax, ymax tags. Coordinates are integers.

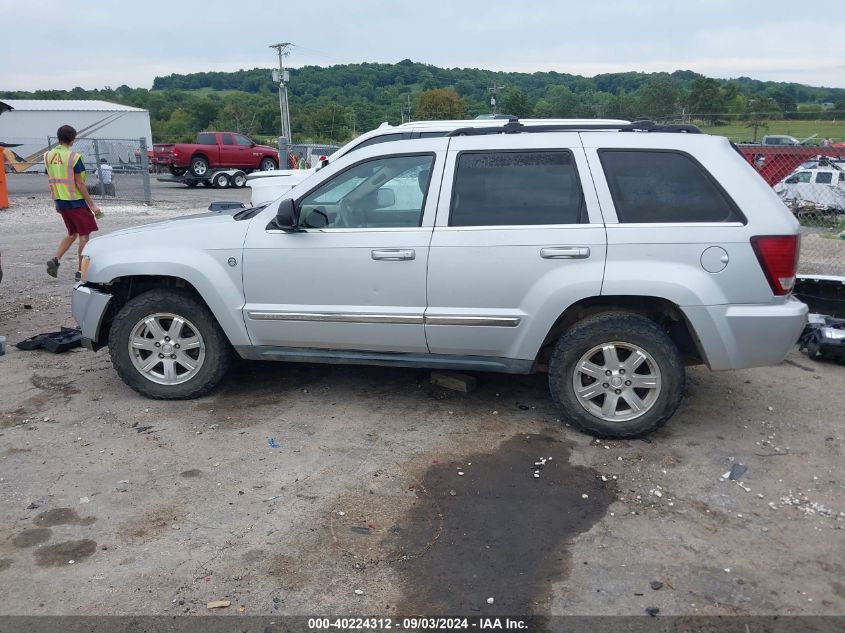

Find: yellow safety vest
<box><xmin>44</xmin><ymin>145</ymin><xmax>86</xmax><ymax>201</ymax></box>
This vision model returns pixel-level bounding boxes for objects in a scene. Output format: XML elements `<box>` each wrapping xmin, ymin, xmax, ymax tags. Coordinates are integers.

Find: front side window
<box><xmin>815</xmin><ymin>172</ymin><xmax>833</xmax><ymax>184</ymax></box>
<box><xmin>298</xmin><ymin>154</ymin><xmax>434</xmax><ymax>229</ymax></box>
<box><xmin>449</xmin><ymin>151</ymin><xmax>585</xmax><ymax>227</ymax></box>
<box><xmin>236</xmin><ymin>134</ymin><xmax>253</xmax><ymax>147</ymax></box>
<box><xmin>221</xmin><ymin>134</ymin><xmax>234</xmax><ymax>146</ymax></box>
<box><xmin>599</xmin><ymin>150</ymin><xmax>744</xmax><ymax>223</ymax></box>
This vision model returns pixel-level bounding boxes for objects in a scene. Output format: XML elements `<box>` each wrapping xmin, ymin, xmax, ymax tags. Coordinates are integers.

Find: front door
<box><xmin>241</xmin><ymin>139</ymin><xmax>447</xmax><ymax>353</ymax></box>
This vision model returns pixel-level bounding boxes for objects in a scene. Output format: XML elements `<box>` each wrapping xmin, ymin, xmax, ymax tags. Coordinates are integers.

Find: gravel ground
<box><xmin>0</xmin><ymin>182</ymin><xmax>843</xmax><ymax>618</ymax></box>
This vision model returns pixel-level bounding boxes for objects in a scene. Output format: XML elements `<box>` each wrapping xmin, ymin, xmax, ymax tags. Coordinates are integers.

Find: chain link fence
<box><xmin>734</xmin><ymin>145</ymin><xmax>845</xmax><ymax>277</ymax></box>
<box><xmin>47</xmin><ymin>136</ymin><xmax>151</xmax><ymax>203</ymax></box>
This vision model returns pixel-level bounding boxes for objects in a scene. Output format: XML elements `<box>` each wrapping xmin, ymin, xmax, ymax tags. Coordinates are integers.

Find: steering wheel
<box><xmin>338</xmin><ymin>198</ymin><xmax>367</xmax><ymax>228</ymax></box>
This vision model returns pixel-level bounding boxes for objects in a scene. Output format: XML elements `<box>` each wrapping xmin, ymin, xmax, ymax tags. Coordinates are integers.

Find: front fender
<box><xmin>89</xmin><ymin>247</ymin><xmax>250</xmax><ymax>347</ymax></box>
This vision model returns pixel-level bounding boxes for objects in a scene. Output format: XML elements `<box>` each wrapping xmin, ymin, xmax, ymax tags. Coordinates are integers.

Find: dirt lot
<box><xmin>0</xmin><ymin>178</ymin><xmax>843</xmax><ymax>618</ymax></box>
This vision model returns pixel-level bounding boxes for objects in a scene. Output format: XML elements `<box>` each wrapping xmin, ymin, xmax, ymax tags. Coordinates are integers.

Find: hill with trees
<box><xmin>4</xmin><ymin>59</ymin><xmax>845</xmax><ymax>144</ymax></box>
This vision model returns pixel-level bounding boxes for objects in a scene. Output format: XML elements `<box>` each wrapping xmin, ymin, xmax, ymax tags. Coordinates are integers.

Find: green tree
<box><xmin>636</xmin><ymin>78</ymin><xmax>680</xmax><ymax>118</ymax></box>
<box><xmin>688</xmin><ymin>77</ymin><xmax>726</xmax><ymax>124</ymax></box>
<box><xmin>502</xmin><ymin>88</ymin><xmax>533</xmax><ymax>118</ymax></box>
<box><xmin>416</xmin><ymin>89</ymin><xmax>466</xmax><ymax>120</ymax></box>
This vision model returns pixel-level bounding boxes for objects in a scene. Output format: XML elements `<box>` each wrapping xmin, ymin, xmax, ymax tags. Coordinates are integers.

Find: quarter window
<box><xmin>599</xmin><ymin>150</ymin><xmax>743</xmax><ymax>223</ymax></box>
<box><xmin>449</xmin><ymin>151</ymin><xmax>585</xmax><ymax>226</ymax></box>
<box><xmin>299</xmin><ymin>154</ymin><xmax>434</xmax><ymax>229</ymax></box>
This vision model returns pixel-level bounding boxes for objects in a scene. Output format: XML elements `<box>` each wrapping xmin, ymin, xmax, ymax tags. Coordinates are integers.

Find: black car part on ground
<box><xmin>798</xmin><ymin>314</ymin><xmax>845</xmax><ymax>362</ymax></box>
<box><xmin>16</xmin><ymin>327</ymin><xmax>83</xmax><ymax>353</ymax></box>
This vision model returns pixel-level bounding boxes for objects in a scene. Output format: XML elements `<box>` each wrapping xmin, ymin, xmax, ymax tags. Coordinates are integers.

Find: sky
<box><xmin>2</xmin><ymin>0</ymin><xmax>843</xmax><ymax>91</ymax></box>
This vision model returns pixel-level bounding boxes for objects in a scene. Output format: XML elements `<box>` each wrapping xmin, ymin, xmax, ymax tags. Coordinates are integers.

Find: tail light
<box><xmin>750</xmin><ymin>235</ymin><xmax>800</xmax><ymax>295</ymax></box>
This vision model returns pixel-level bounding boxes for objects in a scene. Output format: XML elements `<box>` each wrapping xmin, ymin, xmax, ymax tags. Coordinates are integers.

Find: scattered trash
<box><xmin>517</xmin><ymin>404</ymin><xmax>529</xmax><ymax>410</ymax></box>
<box><xmin>26</xmin><ymin>502</ymin><xmax>42</xmax><ymax>510</ymax></box>
<box><xmin>645</xmin><ymin>607</ymin><xmax>660</xmax><ymax>617</ymax></box>
<box><xmin>0</xmin><ymin>335</ymin><xmax>5</xmax><ymax>356</ymax></box>
<box><xmin>79</xmin><ymin>497</ymin><xmax>89</xmax><ymax>504</ymax></box>
<box><xmin>351</xmin><ymin>527</ymin><xmax>371</xmax><ymax>535</ymax></box>
<box><xmin>268</xmin><ymin>438</ymin><xmax>280</xmax><ymax>448</ymax></box>
<box><xmin>354</xmin><ymin>589</ymin><xmax>364</xmax><ymax>596</ymax></box>
<box><xmin>206</xmin><ymin>600</ymin><xmax>230</xmax><ymax>609</ymax></box>
<box><xmin>486</xmin><ymin>597</ymin><xmax>495</xmax><ymax>605</ymax></box>
<box><xmin>581</xmin><ymin>493</ymin><xmax>589</xmax><ymax>499</ymax></box>
<box><xmin>239</xmin><ymin>605</ymin><xmax>246</xmax><ymax>614</ymax></box>
<box><xmin>135</xmin><ymin>426</ymin><xmax>153</xmax><ymax>433</ymax></box>
<box><xmin>458</xmin><ymin>471</ymin><xmax>464</xmax><ymax>476</ymax></box>
<box><xmin>650</xmin><ymin>581</ymin><xmax>663</xmax><ymax>590</ymax></box>
<box><xmin>728</xmin><ymin>464</ymin><xmax>748</xmax><ymax>481</ymax></box>
<box><xmin>449</xmin><ymin>490</ymin><xmax>456</xmax><ymax>496</ymax></box>
<box><xmin>263</xmin><ymin>496</ymin><xmax>281</xmax><ymax>502</ymax></box>
<box><xmin>430</xmin><ymin>370</ymin><xmax>477</xmax><ymax>393</ymax></box>
<box><xmin>23</xmin><ymin>304</ymin><xmax>32</xmax><ymax>310</ymax></box>
<box><xmin>724</xmin><ymin>568</ymin><xmax>731</xmax><ymax>573</ymax></box>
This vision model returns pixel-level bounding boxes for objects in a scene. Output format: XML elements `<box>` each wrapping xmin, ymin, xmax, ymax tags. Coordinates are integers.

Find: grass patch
<box><xmin>700</xmin><ymin>120</ymin><xmax>845</xmax><ymax>143</ymax></box>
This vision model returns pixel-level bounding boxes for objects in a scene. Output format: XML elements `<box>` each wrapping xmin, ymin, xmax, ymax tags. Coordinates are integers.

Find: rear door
<box><xmin>425</xmin><ymin>133</ymin><xmax>607</xmax><ymax>361</ymax></box>
<box><xmin>219</xmin><ymin>133</ymin><xmax>238</xmax><ymax>165</ymax></box>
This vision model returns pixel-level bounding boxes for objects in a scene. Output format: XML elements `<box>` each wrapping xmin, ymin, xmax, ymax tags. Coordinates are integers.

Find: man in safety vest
<box><xmin>44</xmin><ymin>125</ymin><xmax>102</xmax><ymax>280</ymax></box>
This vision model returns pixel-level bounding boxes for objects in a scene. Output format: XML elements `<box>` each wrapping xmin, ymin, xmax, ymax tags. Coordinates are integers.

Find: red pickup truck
<box><xmin>153</xmin><ymin>132</ymin><xmax>279</xmax><ymax>177</ymax></box>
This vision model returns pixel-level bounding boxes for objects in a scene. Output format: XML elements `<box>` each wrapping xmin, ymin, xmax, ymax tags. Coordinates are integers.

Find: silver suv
<box><xmin>72</xmin><ymin>119</ymin><xmax>807</xmax><ymax>438</ymax></box>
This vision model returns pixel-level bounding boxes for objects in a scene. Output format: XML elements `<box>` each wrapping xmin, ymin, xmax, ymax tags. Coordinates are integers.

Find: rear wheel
<box><xmin>190</xmin><ymin>156</ymin><xmax>209</xmax><ymax>177</ymax></box>
<box><xmin>548</xmin><ymin>312</ymin><xmax>685</xmax><ymax>438</ymax></box>
<box><xmin>259</xmin><ymin>157</ymin><xmax>277</xmax><ymax>171</ymax></box>
<box><xmin>108</xmin><ymin>289</ymin><xmax>232</xmax><ymax>399</ymax></box>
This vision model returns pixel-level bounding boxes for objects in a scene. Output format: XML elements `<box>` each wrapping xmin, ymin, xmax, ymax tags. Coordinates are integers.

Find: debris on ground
<box><xmin>486</xmin><ymin>597</ymin><xmax>495</xmax><ymax>604</ymax></box>
<box><xmin>15</xmin><ymin>327</ymin><xmax>82</xmax><ymax>353</ymax></box>
<box><xmin>354</xmin><ymin>589</ymin><xmax>364</xmax><ymax>596</ymax></box>
<box><xmin>206</xmin><ymin>600</ymin><xmax>230</xmax><ymax>609</ymax></box>
<box><xmin>645</xmin><ymin>607</ymin><xmax>660</xmax><ymax>617</ymax></box>
<box><xmin>268</xmin><ymin>437</ymin><xmax>280</xmax><ymax>448</ymax></box>
<box><xmin>430</xmin><ymin>371</ymin><xmax>477</xmax><ymax>393</ymax></box>
<box><xmin>650</xmin><ymin>580</ymin><xmax>663</xmax><ymax>590</ymax></box>
<box><xmin>799</xmin><ymin>313</ymin><xmax>845</xmax><ymax>362</ymax></box>
<box><xmin>728</xmin><ymin>463</ymin><xmax>748</xmax><ymax>481</ymax></box>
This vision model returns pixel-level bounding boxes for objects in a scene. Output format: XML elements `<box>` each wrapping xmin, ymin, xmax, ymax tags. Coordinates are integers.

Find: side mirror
<box><xmin>268</xmin><ymin>198</ymin><xmax>298</xmax><ymax>231</ymax></box>
<box><xmin>375</xmin><ymin>188</ymin><xmax>396</xmax><ymax>209</ymax></box>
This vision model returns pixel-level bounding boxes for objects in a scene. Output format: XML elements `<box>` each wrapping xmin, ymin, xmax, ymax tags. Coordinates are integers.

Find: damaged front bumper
<box><xmin>71</xmin><ymin>284</ymin><xmax>112</xmax><ymax>351</ymax></box>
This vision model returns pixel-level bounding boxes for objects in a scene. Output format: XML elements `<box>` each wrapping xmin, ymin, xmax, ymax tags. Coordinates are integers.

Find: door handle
<box><xmin>540</xmin><ymin>246</ymin><xmax>591</xmax><ymax>259</ymax></box>
<box><xmin>371</xmin><ymin>249</ymin><xmax>416</xmax><ymax>261</ymax></box>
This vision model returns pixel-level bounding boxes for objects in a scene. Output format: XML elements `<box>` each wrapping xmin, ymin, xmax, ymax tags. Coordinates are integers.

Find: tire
<box><xmin>259</xmin><ymin>157</ymin><xmax>277</xmax><ymax>171</ymax></box>
<box><xmin>548</xmin><ymin>312</ymin><xmax>685</xmax><ymax>438</ymax></box>
<box><xmin>190</xmin><ymin>156</ymin><xmax>209</xmax><ymax>177</ymax></box>
<box><xmin>232</xmin><ymin>171</ymin><xmax>247</xmax><ymax>188</ymax></box>
<box><xmin>108</xmin><ymin>289</ymin><xmax>232</xmax><ymax>399</ymax></box>
<box><xmin>169</xmin><ymin>166</ymin><xmax>187</xmax><ymax>177</ymax></box>
<box><xmin>213</xmin><ymin>172</ymin><xmax>230</xmax><ymax>188</ymax></box>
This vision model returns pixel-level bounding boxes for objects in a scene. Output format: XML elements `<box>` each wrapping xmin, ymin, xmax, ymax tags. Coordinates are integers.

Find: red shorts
<box><xmin>58</xmin><ymin>206</ymin><xmax>99</xmax><ymax>236</ymax></box>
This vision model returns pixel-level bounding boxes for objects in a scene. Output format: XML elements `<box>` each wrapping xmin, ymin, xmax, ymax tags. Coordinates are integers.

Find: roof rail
<box><xmin>447</xmin><ymin>118</ymin><xmax>702</xmax><ymax>137</ymax></box>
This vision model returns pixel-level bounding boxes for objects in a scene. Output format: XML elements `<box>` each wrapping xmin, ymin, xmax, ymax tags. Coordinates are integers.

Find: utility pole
<box><xmin>488</xmin><ymin>85</ymin><xmax>505</xmax><ymax>114</ymax></box>
<box><xmin>270</xmin><ymin>43</ymin><xmax>292</xmax><ymax>142</ymax></box>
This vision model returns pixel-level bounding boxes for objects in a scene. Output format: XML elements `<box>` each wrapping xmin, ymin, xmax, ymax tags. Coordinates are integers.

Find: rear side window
<box><xmin>815</xmin><ymin>172</ymin><xmax>833</xmax><ymax>184</ymax></box>
<box><xmin>599</xmin><ymin>150</ymin><xmax>743</xmax><ymax>223</ymax></box>
<box><xmin>197</xmin><ymin>133</ymin><xmax>216</xmax><ymax>145</ymax></box>
<box><xmin>350</xmin><ymin>133</ymin><xmax>408</xmax><ymax>153</ymax></box>
<box><xmin>450</xmin><ymin>151</ymin><xmax>585</xmax><ymax>226</ymax></box>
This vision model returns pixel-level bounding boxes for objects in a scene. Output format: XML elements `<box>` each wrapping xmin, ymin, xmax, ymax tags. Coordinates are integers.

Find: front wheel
<box><xmin>548</xmin><ymin>312</ymin><xmax>685</xmax><ymax>438</ymax></box>
<box><xmin>213</xmin><ymin>172</ymin><xmax>230</xmax><ymax>188</ymax></box>
<box><xmin>108</xmin><ymin>289</ymin><xmax>232</xmax><ymax>399</ymax></box>
<box><xmin>259</xmin><ymin>157</ymin><xmax>277</xmax><ymax>171</ymax></box>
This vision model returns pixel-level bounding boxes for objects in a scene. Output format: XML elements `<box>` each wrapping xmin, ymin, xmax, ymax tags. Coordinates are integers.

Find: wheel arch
<box><xmin>535</xmin><ymin>295</ymin><xmax>706</xmax><ymax>368</ymax></box>
<box><xmin>89</xmin><ymin>273</ymin><xmax>249</xmax><ymax>349</ymax></box>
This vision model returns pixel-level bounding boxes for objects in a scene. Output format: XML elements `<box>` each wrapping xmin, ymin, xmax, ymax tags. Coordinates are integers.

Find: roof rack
<box><xmin>447</xmin><ymin>118</ymin><xmax>702</xmax><ymax>137</ymax></box>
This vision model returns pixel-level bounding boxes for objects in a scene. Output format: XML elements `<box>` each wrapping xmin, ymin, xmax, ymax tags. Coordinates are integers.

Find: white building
<box><xmin>0</xmin><ymin>99</ymin><xmax>153</xmax><ymax>172</ymax></box>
